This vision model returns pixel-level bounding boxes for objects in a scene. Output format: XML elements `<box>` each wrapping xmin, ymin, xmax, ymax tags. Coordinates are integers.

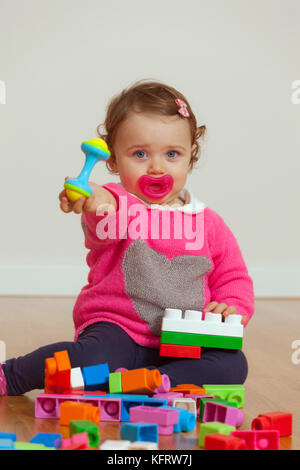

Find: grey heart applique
<box><xmin>122</xmin><ymin>239</ymin><xmax>212</xmax><ymax>335</ymax></box>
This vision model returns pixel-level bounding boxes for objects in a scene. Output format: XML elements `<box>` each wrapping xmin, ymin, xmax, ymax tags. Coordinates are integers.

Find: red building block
<box><xmin>160</xmin><ymin>343</ymin><xmax>201</xmax><ymax>359</ymax></box>
<box><xmin>231</xmin><ymin>429</ymin><xmax>279</xmax><ymax>450</ymax></box>
<box><xmin>251</xmin><ymin>411</ymin><xmax>292</xmax><ymax>437</ymax></box>
<box><xmin>44</xmin><ymin>350</ymin><xmax>71</xmax><ymax>394</ymax></box>
<box><xmin>204</xmin><ymin>433</ymin><xmax>247</xmax><ymax>450</ymax></box>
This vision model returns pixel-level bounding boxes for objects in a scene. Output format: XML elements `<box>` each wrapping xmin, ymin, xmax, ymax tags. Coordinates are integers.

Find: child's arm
<box><xmin>206</xmin><ymin>209</ymin><xmax>255</xmax><ymax>326</ymax></box>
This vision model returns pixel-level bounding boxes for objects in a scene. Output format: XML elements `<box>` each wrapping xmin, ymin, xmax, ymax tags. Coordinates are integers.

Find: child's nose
<box><xmin>147</xmin><ymin>156</ymin><xmax>165</xmax><ymax>175</ymax></box>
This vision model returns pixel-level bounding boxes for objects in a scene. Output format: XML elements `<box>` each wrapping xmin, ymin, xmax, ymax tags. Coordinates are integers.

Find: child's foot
<box><xmin>0</xmin><ymin>364</ymin><xmax>8</xmax><ymax>395</ymax></box>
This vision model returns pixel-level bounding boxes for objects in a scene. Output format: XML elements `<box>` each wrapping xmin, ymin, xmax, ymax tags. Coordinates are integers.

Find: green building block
<box><xmin>199</xmin><ymin>397</ymin><xmax>237</xmax><ymax>421</ymax></box>
<box><xmin>202</xmin><ymin>385</ymin><xmax>245</xmax><ymax>409</ymax></box>
<box><xmin>109</xmin><ymin>372</ymin><xmax>122</xmax><ymax>394</ymax></box>
<box><xmin>14</xmin><ymin>442</ymin><xmax>54</xmax><ymax>450</ymax></box>
<box><xmin>69</xmin><ymin>420</ymin><xmax>100</xmax><ymax>448</ymax></box>
<box><xmin>199</xmin><ymin>422</ymin><xmax>236</xmax><ymax>448</ymax></box>
<box><xmin>160</xmin><ymin>331</ymin><xmax>242</xmax><ymax>350</ymax></box>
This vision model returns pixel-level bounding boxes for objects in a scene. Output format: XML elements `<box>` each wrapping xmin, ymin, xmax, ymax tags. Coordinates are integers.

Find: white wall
<box><xmin>0</xmin><ymin>0</ymin><xmax>299</xmax><ymax>296</ymax></box>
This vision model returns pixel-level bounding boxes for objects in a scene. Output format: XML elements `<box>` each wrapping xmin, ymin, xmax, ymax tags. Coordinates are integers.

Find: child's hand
<box><xmin>59</xmin><ymin>177</ymin><xmax>117</xmax><ymax>215</ymax></box>
<box><xmin>203</xmin><ymin>301</ymin><xmax>247</xmax><ymax>325</ymax></box>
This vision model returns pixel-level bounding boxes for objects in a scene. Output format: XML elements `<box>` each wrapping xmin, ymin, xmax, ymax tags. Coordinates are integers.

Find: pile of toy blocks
<box><xmin>0</xmin><ymin>347</ymin><xmax>293</xmax><ymax>450</ymax></box>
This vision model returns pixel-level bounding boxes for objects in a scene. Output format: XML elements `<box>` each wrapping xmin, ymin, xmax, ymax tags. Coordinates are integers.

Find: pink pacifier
<box><xmin>138</xmin><ymin>174</ymin><xmax>174</xmax><ymax>199</ymax></box>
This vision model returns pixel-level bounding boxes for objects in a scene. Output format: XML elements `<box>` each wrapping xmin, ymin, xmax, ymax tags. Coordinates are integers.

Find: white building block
<box><xmin>99</xmin><ymin>440</ymin><xmax>158</xmax><ymax>450</ymax></box>
<box><xmin>172</xmin><ymin>398</ymin><xmax>197</xmax><ymax>416</ymax></box>
<box><xmin>161</xmin><ymin>309</ymin><xmax>243</xmax><ymax>338</ymax></box>
<box><xmin>70</xmin><ymin>367</ymin><xmax>85</xmax><ymax>390</ymax></box>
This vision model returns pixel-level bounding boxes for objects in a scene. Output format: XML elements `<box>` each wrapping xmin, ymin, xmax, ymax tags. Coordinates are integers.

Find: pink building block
<box><xmin>231</xmin><ymin>430</ymin><xmax>279</xmax><ymax>450</ymax></box>
<box><xmin>129</xmin><ymin>405</ymin><xmax>179</xmax><ymax>435</ymax></box>
<box><xmin>35</xmin><ymin>392</ymin><xmax>121</xmax><ymax>421</ymax></box>
<box><xmin>203</xmin><ymin>401</ymin><xmax>244</xmax><ymax>427</ymax></box>
<box><xmin>153</xmin><ymin>374</ymin><xmax>171</xmax><ymax>393</ymax></box>
<box><xmin>60</xmin><ymin>433</ymin><xmax>90</xmax><ymax>450</ymax></box>
<box><xmin>152</xmin><ymin>392</ymin><xmax>184</xmax><ymax>406</ymax></box>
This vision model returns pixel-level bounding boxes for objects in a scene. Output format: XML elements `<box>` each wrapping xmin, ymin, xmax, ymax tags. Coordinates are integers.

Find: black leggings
<box><xmin>2</xmin><ymin>322</ymin><xmax>248</xmax><ymax>395</ymax></box>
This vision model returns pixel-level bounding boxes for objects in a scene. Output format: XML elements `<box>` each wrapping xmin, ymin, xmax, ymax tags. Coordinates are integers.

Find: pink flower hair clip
<box><xmin>175</xmin><ymin>98</ymin><xmax>190</xmax><ymax>117</ymax></box>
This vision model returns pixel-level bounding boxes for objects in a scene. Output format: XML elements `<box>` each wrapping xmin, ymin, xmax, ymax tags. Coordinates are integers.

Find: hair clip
<box><xmin>175</xmin><ymin>98</ymin><xmax>190</xmax><ymax>117</ymax></box>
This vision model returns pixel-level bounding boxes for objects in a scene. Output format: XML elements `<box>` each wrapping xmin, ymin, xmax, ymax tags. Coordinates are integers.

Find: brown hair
<box><xmin>97</xmin><ymin>79</ymin><xmax>207</xmax><ymax>175</ymax></box>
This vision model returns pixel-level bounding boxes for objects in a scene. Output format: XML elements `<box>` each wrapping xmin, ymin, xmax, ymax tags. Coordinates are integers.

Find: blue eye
<box><xmin>134</xmin><ymin>150</ymin><xmax>147</xmax><ymax>159</ymax></box>
<box><xmin>167</xmin><ymin>150</ymin><xmax>178</xmax><ymax>158</ymax></box>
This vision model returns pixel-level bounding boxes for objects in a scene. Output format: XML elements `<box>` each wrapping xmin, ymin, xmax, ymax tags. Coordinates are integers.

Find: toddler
<box><xmin>0</xmin><ymin>80</ymin><xmax>254</xmax><ymax>395</ymax></box>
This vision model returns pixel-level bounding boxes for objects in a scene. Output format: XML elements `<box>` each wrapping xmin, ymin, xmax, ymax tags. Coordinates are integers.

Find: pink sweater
<box><xmin>73</xmin><ymin>182</ymin><xmax>254</xmax><ymax>347</ymax></box>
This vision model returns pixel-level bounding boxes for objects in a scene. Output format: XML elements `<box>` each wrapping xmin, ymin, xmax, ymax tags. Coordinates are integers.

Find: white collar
<box><xmin>117</xmin><ymin>182</ymin><xmax>206</xmax><ymax>214</ymax></box>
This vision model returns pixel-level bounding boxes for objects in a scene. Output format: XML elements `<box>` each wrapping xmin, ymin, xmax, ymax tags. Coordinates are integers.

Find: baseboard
<box><xmin>0</xmin><ymin>265</ymin><xmax>299</xmax><ymax>297</ymax></box>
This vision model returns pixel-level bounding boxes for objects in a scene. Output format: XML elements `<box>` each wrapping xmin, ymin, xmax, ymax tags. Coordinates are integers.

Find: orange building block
<box><xmin>170</xmin><ymin>384</ymin><xmax>206</xmax><ymax>394</ymax></box>
<box><xmin>59</xmin><ymin>401</ymin><xmax>101</xmax><ymax>426</ymax></box>
<box><xmin>44</xmin><ymin>350</ymin><xmax>71</xmax><ymax>393</ymax></box>
<box><xmin>121</xmin><ymin>368</ymin><xmax>162</xmax><ymax>394</ymax></box>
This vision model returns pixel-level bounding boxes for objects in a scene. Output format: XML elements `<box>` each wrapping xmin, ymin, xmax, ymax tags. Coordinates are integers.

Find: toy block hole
<box><xmin>204</xmin><ymin>312</ymin><xmax>222</xmax><ymax>323</ymax></box>
<box><xmin>227</xmin><ymin>393</ymin><xmax>243</xmax><ymax>408</ymax></box>
<box><xmin>183</xmin><ymin>310</ymin><xmax>202</xmax><ymax>321</ymax></box>
<box><xmin>164</xmin><ymin>308</ymin><xmax>182</xmax><ymax>319</ymax></box>
<box><xmin>40</xmin><ymin>398</ymin><xmax>56</xmax><ymax>414</ymax></box>
<box><xmin>104</xmin><ymin>401</ymin><xmax>119</xmax><ymax>418</ymax></box>
<box><xmin>139</xmin><ymin>426</ymin><xmax>157</xmax><ymax>442</ymax></box>
<box><xmin>215</xmin><ymin>406</ymin><xmax>227</xmax><ymax>423</ymax></box>
<box><xmin>256</xmin><ymin>437</ymin><xmax>269</xmax><ymax>450</ymax></box>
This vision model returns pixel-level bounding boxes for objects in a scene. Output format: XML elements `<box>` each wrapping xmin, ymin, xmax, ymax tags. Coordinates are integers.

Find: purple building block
<box><xmin>129</xmin><ymin>405</ymin><xmax>179</xmax><ymax>435</ymax></box>
<box><xmin>203</xmin><ymin>401</ymin><xmax>244</xmax><ymax>427</ymax></box>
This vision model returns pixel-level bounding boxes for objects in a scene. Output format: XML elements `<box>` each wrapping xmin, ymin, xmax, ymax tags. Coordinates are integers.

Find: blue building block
<box><xmin>162</xmin><ymin>405</ymin><xmax>196</xmax><ymax>432</ymax></box>
<box><xmin>30</xmin><ymin>432</ymin><xmax>62</xmax><ymax>448</ymax></box>
<box><xmin>82</xmin><ymin>363</ymin><xmax>110</xmax><ymax>391</ymax></box>
<box><xmin>120</xmin><ymin>423</ymin><xmax>158</xmax><ymax>443</ymax></box>
<box><xmin>0</xmin><ymin>432</ymin><xmax>17</xmax><ymax>442</ymax></box>
<box><xmin>0</xmin><ymin>438</ymin><xmax>15</xmax><ymax>449</ymax></box>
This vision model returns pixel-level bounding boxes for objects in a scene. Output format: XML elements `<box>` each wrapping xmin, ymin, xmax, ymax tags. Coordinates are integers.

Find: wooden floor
<box><xmin>0</xmin><ymin>297</ymin><xmax>299</xmax><ymax>450</ymax></box>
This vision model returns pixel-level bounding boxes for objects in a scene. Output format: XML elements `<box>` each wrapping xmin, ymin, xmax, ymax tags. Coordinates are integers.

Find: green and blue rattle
<box><xmin>64</xmin><ymin>138</ymin><xmax>111</xmax><ymax>202</ymax></box>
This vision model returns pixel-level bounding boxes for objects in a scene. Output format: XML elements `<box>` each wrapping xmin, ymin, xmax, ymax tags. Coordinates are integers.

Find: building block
<box><xmin>170</xmin><ymin>384</ymin><xmax>207</xmax><ymax>395</ymax></box>
<box><xmin>129</xmin><ymin>405</ymin><xmax>179</xmax><ymax>435</ymax></box>
<box><xmin>60</xmin><ymin>433</ymin><xmax>90</xmax><ymax>450</ymax></box>
<box><xmin>153</xmin><ymin>374</ymin><xmax>171</xmax><ymax>393</ymax></box>
<box><xmin>109</xmin><ymin>372</ymin><xmax>122</xmax><ymax>394</ymax></box>
<box><xmin>30</xmin><ymin>432</ymin><xmax>62</xmax><ymax>448</ymax></box>
<box><xmin>202</xmin><ymin>384</ymin><xmax>245</xmax><ymax>408</ymax></box>
<box><xmin>152</xmin><ymin>392</ymin><xmax>184</xmax><ymax>406</ymax></box>
<box><xmin>121</xmin><ymin>368</ymin><xmax>162</xmax><ymax>394</ymax></box>
<box><xmin>69</xmin><ymin>420</ymin><xmax>100</xmax><ymax>448</ymax></box>
<box><xmin>0</xmin><ymin>438</ymin><xmax>15</xmax><ymax>450</ymax></box>
<box><xmin>160</xmin><ymin>343</ymin><xmax>201</xmax><ymax>358</ymax></box>
<box><xmin>172</xmin><ymin>398</ymin><xmax>197</xmax><ymax>416</ymax></box>
<box><xmin>100</xmin><ymin>440</ymin><xmax>158</xmax><ymax>450</ymax></box>
<box><xmin>44</xmin><ymin>350</ymin><xmax>71</xmax><ymax>393</ymax></box>
<box><xmin>162</xmin><ymin>309</ymin><xmax>244</xmax><ymax>337</ymax></box>
<box><xmin>199</xmin><ymin>422</ymin><xmax>236</xmax><ymax>448</ymax></box>
<box><xmin>199</xmin><ymin>397</ymin><xmax>237</xmax><ymax>421</ymax></box>
<box><xmin>185</xmin><ymin>394</ymin><xmax>215</xmax><ymax>418</ymax></box>
<box><xmin>231</xmin><ymin>430</ymin><xmax>280</xmax><ymax>450</ymax></box>
<box><xmin>202</xmin><ymin>401</ymin><xmax>244</xmax><ymax>427</ymax></box>
<box><xmin>161</xmin><ymin>330</ymin><xmax>242</xmax><ymax>350</ymax></box>
<box><xmin>81</xmin><ymin>363</ymin><xmax>110</xmax><ymax>391</ymax></box>
<box><xmin>0</xmin><ymin>432</ymin><xmax>17</xmax><ymax>442</ymax></box>
<box><xmin>14</xmin><ymin>442</ymin><xmax>53</xmax><ymax>450</ymax></box>
<box><xmin>161</xmin><ymin>406</ymin><xmax>196</xmax><ymax>432</ymax></box>
<box><xmin>251</xmin><ymin>411</ymin><xmax>292</xmax><ymax>437</ymax></box>
<box><xmin>70</xmin><ymin>367</ymin><xmax>85</xmax><ymax>391</ymax></box>
<box><xmin>120</xmin><ymin>423</ymin><xmax>158</xmax><ymax>443</ymax></box>
<box><xmin>204</xmin><ymin>433</ymin><xmax>247</xmax><ymax>450</ymax></box>
<box><xmin>59</xmin><ymin>401</ymin><xmax>100</xmax><ymax>426</ymax></box>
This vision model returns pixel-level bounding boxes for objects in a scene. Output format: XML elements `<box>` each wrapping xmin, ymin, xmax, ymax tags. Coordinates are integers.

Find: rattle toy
<box><xmin>64</xmin><ymin>138</ymin><xmax>110</xmax><ymax>202</ymax></box>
